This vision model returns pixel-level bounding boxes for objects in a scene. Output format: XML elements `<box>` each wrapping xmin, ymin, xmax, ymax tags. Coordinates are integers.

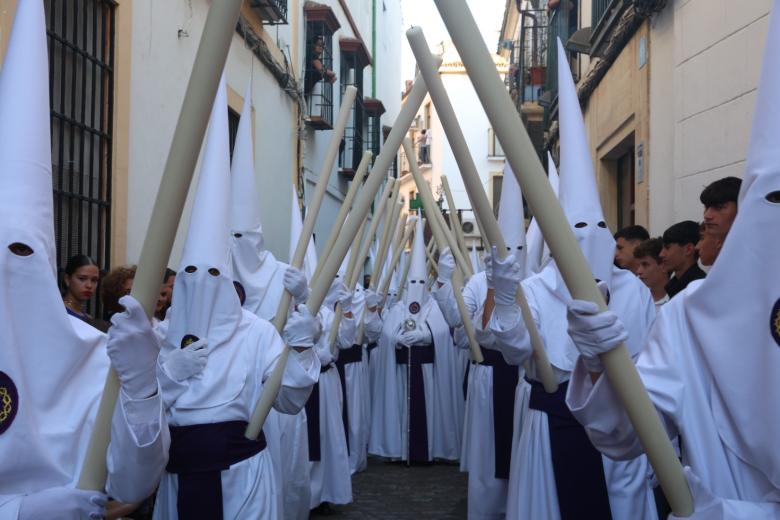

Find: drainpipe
<box><xmin>372</xmin><ymin>0</ymin><xmax>377</xmax><ymax>97</ymax></box>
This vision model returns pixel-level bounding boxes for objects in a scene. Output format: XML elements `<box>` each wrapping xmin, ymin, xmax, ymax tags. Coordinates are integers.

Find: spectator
<box><xmin>154</xmin><ymin>267</ymin><xmax>176</xmax><ymax>321</ymax></box>
<box><xmin>101</xmin><ymin>265</ymin><xmax>136</xmax><ymax>320</ymax></box>
<box><xmin>62</xmin><ymin>254</ymin><xmax>107</xmax><ymax>331</ymax></box>
<box><xmin>660</xmin><ymin>220</ymin><xmax>705</xmax><ymax>298</ymax></box>
<box><xmin>695</xmin><ymin>222</ymin><xmax>727</xmax><ymax>268</ymax></box>
<box><xmin>304</xmin><ymin>36</ymin><xmax>336</xmax><ymax>94</ymax></box>
<box><xmin>700</xmin><ymin>176</ymin><xmax>741</xmax><ymax>235</ymax></box>
<box><xmin>632</xmin><ymin>238</ymin><xmax>670</xmax><ymax>308</ymax></box>
<box><xmin>614</xmin><ymin>224</ymin><xmax>649</xmax><ymax>273</ymax></box>
<box><xmin>417</xmin><ymin>129</ymin><xmax>431</xmax><ymax>164</ymax></box>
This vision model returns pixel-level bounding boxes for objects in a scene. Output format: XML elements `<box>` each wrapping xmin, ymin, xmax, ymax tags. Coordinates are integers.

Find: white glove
<box><xmin>365</xmin><ymin>289</ymin><xmax>384</xmax><ymax>309</ymax></box>
<box><xmin>162</xmin><ymin>338</ymin><xmax>209</xmax><ymax>382</ymax></box>
<box><xmin>283</xmin><ymin>306</ymin><xmax>318</xmax><ymax>348</ymax></box>
<box><xmin>436</xmin><ymin>247</ymin><xmax>456</xmax><ymax>284</ymax></box>
<box><xmin>107</xmin><ymin>295</ymin><xmax>160</xmax><ymax>399</ymax></box>
<box><xmin>283</xmin><ymin>266</ymin><xmax>310</xmax><ymax>304</ymax></box>
<box><xmin>336</xmin><ymin>284</ymin><xmax>354</xmax><ymax>315</ymax></box>
<box><xmin>566</xmin><ymin>299</ymin><xmax>627</xmax><ymax>373</ymax></box>
<box><xmin>491</xmin><ymin>245</ymin><xmax>522</xmax><ymax>306</ymax></box>
<box><xmin>484</xmin><ymin>253</ymin><xmax>494</xmax><ymax>289</ymax></box>
<box><xmin>19</xmin><ymin>487</ymin><xmax>107</xmax><ymax>520</ymax></box>
<box><xmin>397</xmin><ymin>328</ymin><xmax>432</xmax><ymax>347</ymax></box>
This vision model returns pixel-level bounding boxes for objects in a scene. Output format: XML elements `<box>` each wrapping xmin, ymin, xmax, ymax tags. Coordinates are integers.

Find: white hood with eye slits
<box><xmin>498</xmin><ymin>161</ymin><xmax>528</xmax><ymax>277</ymax></box>
<box><xmin>403</xmin><ymin>216</ymin><xmax>429</xmax><ymax>322</ymax></box>
<box><xmin>556</xmin><ymin>38</ymin><xmax>615</xmax><ymax>287</ymax></box>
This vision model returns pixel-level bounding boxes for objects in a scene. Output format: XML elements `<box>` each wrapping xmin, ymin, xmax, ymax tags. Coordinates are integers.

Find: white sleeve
<box><xmin>265</xmin><ymin>327</ymin><xmax>320</xmax><ymax>414</ymax></box>
<box><xmin>432</xmin><ymin>281</ymin><xmax>462</xmax><ymax>328</ymax></box>
<box><xmin>105</xmin><ymin>389</ymin><xmax>169</xmax><ymax>503</ymax></box>
<box><xmin>488</xmin><ymin>302</ymin><xmax>532</xmax><ymax>366</ymax></box>
<box><xmin>364</xmin><ymin>310</ymin><xmax>383</xmax><ymax>343</ymax></box>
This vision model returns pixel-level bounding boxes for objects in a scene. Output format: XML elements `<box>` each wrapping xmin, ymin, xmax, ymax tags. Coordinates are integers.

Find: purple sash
<box><xmin>166</xmin><ymin>420</ymin><xmax>267</xmax><ymax>520</ymax></box>
<box><xmin>479</xmin><ymin>347</ymin><xmax>519</xmax><ymax>479</ymax></box>
<box><xmin>335</xmin><ymin>344</ymin><xmax>362</xmax><ymax>454</ymax></box>
<box><xmin>305</xmin><ymin>363</ymin><xmax>333</xmax><ymax>462</ymax></box>
<box><xmin>395</xmin><ymin>344</ymin><xmax>435</xmax><ymax>462</ymax></box>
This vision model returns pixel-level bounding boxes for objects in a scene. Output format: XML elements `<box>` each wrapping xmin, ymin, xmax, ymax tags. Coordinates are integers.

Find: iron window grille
<box><xmin>249</xmin><ymin>0</ymin><xmax>289</xmax><ymax>25</ymax></box>
<box><xmin>303</xmin><ymin>3</ymin><xmax>340</xmax><ymax>130</ymax></box>
<box><xmin>363</xmin><ymin>98</ymin><xmax>385</xmax><ymax>164</ymax></box>
<box><xmin>45</xmin><ymin>0</ymin><xmax>116</xmax><ymax>316</ymax></box>
<box><xmin>338</xmin><ymin>38</ymin><xmax>371</xmax><ymax>177</ymax></box>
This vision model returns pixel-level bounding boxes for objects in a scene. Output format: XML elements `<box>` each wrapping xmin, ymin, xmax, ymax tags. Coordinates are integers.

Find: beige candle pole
<box><xmin>247</xmin><ymin>70</ymin><xmax>434</xmax><ymax>440</ymax></box>
<box><xmin>244</xmin><ymin>85</ymin><xmax>358</xmax><ymax>439</ymax></box>
<box><xmin>312</xmin><ymin>151</ymin><xmax>372</xmax><ymax>286</ymax></box>
<box><xmin>440</xmin><ymin>175</ymin><xmax>470</xmax><ymax>262</ymax></box>
<box><xmin>407</xmin><ymin>165</ymin><xmax>483</xmax><ymax>363</ymax></box>
<box><xmin>379</xmin><ymin>220</ymin><xmax>416</xmax><ymax>297</ymax></box>
<box><xmin>77</xmin><ymin>0</ymin><xmax>244</xmax><ymax>491</ymax></box>
<box><xmin>407</xmin><ymin>29</ymin><xmax>557</xmax><ymax>393</ymax></box>
<box><xmin>372</xmin><ymin>209</ymin><xmax>406</xmax><ymax>292</ymax></box>
<box><xmin>397</xmin><ymin>249</ymin><xmax>413</xmax><ymax>297</ymax></box>
<box><xmin>424</xmin><ymin>7</ymin><xmax>693</xmax><ymax>514</ymax></box>
<box><xmin>329</xmin><ymin>179</ymin><xmax>396</xmax><ymax>351</ymax></box>
<box><xmin>370</xmin><ymin>185</ymin><xmax>403</xmax><ymax>290</ymax></box>
<box><xmin>327</xmin><ymin>217</ymin><xmax>368</xmax><ymax>352</ymax></box>
<box><xmin>402</xmin><ymin>139</ymin><xmax>472</xmax><ymax>279</ymax></box>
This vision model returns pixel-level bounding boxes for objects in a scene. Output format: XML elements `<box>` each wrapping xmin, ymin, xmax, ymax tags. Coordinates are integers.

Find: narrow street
<box><xmin>312</xmin><ymin>457</ymin><xmax>468</xmax><ymax>519</ymax></box>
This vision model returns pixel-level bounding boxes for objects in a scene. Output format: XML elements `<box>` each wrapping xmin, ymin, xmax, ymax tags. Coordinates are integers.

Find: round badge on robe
<box><xmin>771</xmin><ymin>298</ymin><xmax>780</xmax><ymax>347</ymax></box>
<box><xmin>181</xmin><ymin>334</ymin><xmax>200</xmax><ymax>349</ymax></box>
<box><xmin>0</xmin><ymin>371</ymin><xmax>19</xmax><ymax>435</ymax></box>
<box><xmin>408</xmin><ymin>302</ymin><xmax>420</xmax><ymax>315</ymax></box>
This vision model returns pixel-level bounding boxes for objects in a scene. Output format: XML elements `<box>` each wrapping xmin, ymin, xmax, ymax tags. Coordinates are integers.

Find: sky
<box><xmin>399</xmin><ymin>0</ymin><xmax>507</xmax><ymax>89</ymax></box>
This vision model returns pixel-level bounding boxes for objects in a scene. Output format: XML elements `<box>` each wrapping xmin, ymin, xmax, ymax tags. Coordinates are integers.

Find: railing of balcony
<box><xmin>249</xmin><ymin>0</ymin><xmax>288</xmax><ymax>25</ymax></box>
<box><xmin>592</xmin><ymin>0</ymin><xmax>616</xmax><ymax>32</ymax></box>
<box><xmin>518</xmin><ymin>8</ymin><xmax>548</xmax><ymax>104</ymax></box>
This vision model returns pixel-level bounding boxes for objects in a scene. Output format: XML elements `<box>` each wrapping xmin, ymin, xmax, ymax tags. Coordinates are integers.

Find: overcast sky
<box><xmin>399</xmin><ymin>0</ymin><xmax>507</xmax><ymax>89</ymax></box>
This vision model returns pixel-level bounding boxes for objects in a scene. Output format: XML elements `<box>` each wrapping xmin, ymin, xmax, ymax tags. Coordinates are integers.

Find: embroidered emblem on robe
<box><xmin>409</xmin><ymin>302</ymin><xmax>420</xmax><ymax>315</ymax></box>
<box><xmin>0</xmin><ymin>371</ymin><xmax>18</xmax><ymax>435</ymax></box>
<box><xmin>181</xmin><ymin>334</ymin><xmax>200</xmax><ymax>348</ymax></box>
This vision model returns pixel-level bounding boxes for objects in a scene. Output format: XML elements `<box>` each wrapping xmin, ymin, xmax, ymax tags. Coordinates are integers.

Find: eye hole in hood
<box><xmin>8</xmin><ymin>243</ymin><xmax>33</xmax><ymax>257</ymax></box>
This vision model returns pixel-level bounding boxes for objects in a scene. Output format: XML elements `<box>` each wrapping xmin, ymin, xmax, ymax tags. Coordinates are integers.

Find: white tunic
<box><xmin>154</xmin><ymin>310</ymin><xmax>319</xmax><ymax>520</ymax></box>
<box><xmin>566</xmin><ymin>281</ymin><xmax>780</xmax><ymax>517</ymax></box>
<box><xmin>369</xmin><ymin>299</ymin><xmax>463</xmax><ymax>461</ymax></box>
<box><xmin>433</xmin><ymin>273</ymin><xmax>528</xmax><ymax>520</ymax></box>
<box><xmin>506</xmin><ymin>263</ymin><xmax>658</xmax><ymax>520</ymax></box>
<box><xmin>309</xmin><ymin>307</ymin><xmax>353</xmax><ymax>508</ymax></box>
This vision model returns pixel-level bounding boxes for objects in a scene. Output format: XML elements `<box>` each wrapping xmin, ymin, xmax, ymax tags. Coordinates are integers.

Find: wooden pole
<box><xmin>373</xmin><ymin>210</ymin><xmax>406</xmax><ymax>292</ymax></box>
<box><xmin>246</xmin><ymin>70</ymin><xmax>434</xmax><ymax>439</ymax></box>
<box><xmin>440</xmin><ymin>175</ymin><xmax>470</xmax><ymax>262</ymax></box>
<box><xmin>370</xmin><ymin>185</ymin><xmax>403</xmax><ymax>290</ymax></box>
<box><xmin>78</xmin><ymin>0</ymin><xmax>245</xmax><ymax>491</ymax></box>
<box><xmin>311</xmin><ymin>151</ymin><xmax>372</xmax><ymax>286</ymax></box>
<box><xmin>404</xmin><ymin>140</ymin><xmax>483</xmax><ymax>364</ymax></box>
<box><xmin>419</xmin><ymin>8</ymin><xmax>693</xmax><ymax>514</ymax></box>
<box><xmin>406</xmin><ymin>29</ymin><xmax>557</xmax><ymax>393</ymax></box>
<box><xmin>327</xmin><ymin>217</ymin><xmax>368</xmax><ymax>352</ymax></box>
<box><xmin>379</xmin><ymin>220</ymin><xmax>415</xmax><ymax>297</ymax></box>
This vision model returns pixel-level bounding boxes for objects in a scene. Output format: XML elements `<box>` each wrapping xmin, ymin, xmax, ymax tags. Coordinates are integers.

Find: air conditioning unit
<box><xmin>460</xmin><ymin>218</ymin><xmax>479</xmax><ymax>238</ymax></box>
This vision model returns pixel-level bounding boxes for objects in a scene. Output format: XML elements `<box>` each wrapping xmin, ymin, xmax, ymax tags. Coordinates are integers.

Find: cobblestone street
<box><xmin>311</xmin><ymin>457</ymin><xmax>468</xmax><ymax>519</ymax></box>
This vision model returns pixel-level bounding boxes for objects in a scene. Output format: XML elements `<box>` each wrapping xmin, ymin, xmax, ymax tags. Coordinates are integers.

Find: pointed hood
<box><xmin>0</xmin><ymin>2</ymin><xmax>108</xmax><ymax>494</ymax></box>
<box><xmin>498</xmin><ymin>161</ymin><xmax>528</xmax><ymax>277</ymax></box>
<box><xmin>527</xmin><ymin>153</ymin><xmax>560</xmax><ymax>273</ymax></box>
<box><xmin>0</xmin><ymin>0</ymin><xmax>56</xmax><ymax>273</ymax></box>
<box><xmin>230</xmin><ymin>80</ymin><xmax>262</xmax><ymax>232</ymax></box>
<box><xmin>470</xmin><ymin>245</ymin><xmax>483</xmax><ymax>274</ymax></box>
<box><xmin>404</xmin><ymin>216</ymin><xmax>429</xmax><ymax>316</ymax></box>
<box><xmin>556</xmin><ymin>38</ymin><xmax>615</xmax><ymax>285</ymax></box>
<box><xmin>685</xmin><ymin>3</ymin><xmax>780</xmax><ymax>488</ymax></box>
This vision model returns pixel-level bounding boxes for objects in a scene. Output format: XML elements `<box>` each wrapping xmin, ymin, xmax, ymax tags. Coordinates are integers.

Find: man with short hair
<box><xmin>614</xmin><ymin>225</ymin><xmax>650</xmax><ymax>273</ymax></box>
<box><xmin>700</xmin><ymin>176</ymin><xmax>742</xmax><ymax>235</ymax></box>
<box><xmin>695</xmin><ymin>223</ymin><xmax>726</xmax><ymax>268</ymax></box>
<box><xmin>659</xmin><ymin>220</ymin><xmax>705</xmax><ymax>298</ymax></box>
<box><xmin>633</xmin><ymin>238</ymin><xmax>669</xmax><ymax>308</ymax></box>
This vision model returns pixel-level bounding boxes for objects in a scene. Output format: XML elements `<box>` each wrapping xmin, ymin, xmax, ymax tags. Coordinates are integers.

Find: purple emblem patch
<box><xmin>409</xmin><ymin>302</ymin><xmax>421</xmax><ymax>315</ymax></box>
<box><xmin>0</xmin><ymin>371</ymin><xmax>18</xmax><ymax>435</ymax></box>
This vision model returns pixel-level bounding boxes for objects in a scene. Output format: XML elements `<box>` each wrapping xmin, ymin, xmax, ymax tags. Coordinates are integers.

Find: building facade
<box><xmin>500</xmin><ymin>0</ymin><xmax>772</xmax><ymax>235</ymax></box>
<box><xmin>0</xmin><ymin>0</ymin><xmax>402</xmax><ymax>285</ymax></box>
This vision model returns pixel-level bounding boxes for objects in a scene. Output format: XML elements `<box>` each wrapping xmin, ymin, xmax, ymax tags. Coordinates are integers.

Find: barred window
<box><xmin>363</xmin><ymin>98</ymin><xmax>386</xmax><ymax>165</ymax></box>
<box><xmin>45</xmin><ymin>0</ymin><xmax>116</xmax><ymax>315</ymax></box>
<box><xmin>338</xmin><ymin>38</ymin><xmax>371</xmax><ymax>176</ymax></box>
<box><xmin>303</xmin><ymin>3</ymin><xmax>340</xmax><ymax>130</ymax></box>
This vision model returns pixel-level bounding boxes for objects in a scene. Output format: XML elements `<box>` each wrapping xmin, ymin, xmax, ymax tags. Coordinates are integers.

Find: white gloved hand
<box><xmin>283</xmin><ymin>266</ymin><xmax>310</xmax><ymax>304</ymax></box>
<box><xmin>365</xmin><ymin>289</ymin><xmax>384</xmax><ymax>309</ymax></box>
<box><xmin>491</xmin><ymin>246</ymin><xmax>522</xmax><ymax>306</ymax></box>
<box><xmin>484</xmin><ymin>253</ymin><xmax>494</xmax><ymax>289</ymax></box>
<box><xmin>283</xmin><ymin>306</ymin><xmax>318</xmax><ymax>348</ymax></box>
<box><xmin>436</xmin><ymin>247</ymin><xmax>456</xmax><ymax>284</ymax></box>
<box><xmin>19</xmin><ymin>487</ymin><xmax>107</xmax><ymax>520</ymax></box>
<box><xmin>336</xmin><ymin>284</ymin><xmax>354</xmax><ymax>315</ymax></box>
<box><xmin>566</xmin><ymin>299</ymin><xmax>627</xmax><ymax>373</ymax></box>
<box><xmin>107</xmin><ymin>295</ymin><xmax>160</xmax><ymax>399</ymax></box>
<box><xmin>162</xmin><ymin>338</ymin><xmax>209</xmax><ymax>382</ymax></box>
<box><xmin>398</xmin><ymin>328</ymin><xmax>432</xmax><ymax>347</ymax></box>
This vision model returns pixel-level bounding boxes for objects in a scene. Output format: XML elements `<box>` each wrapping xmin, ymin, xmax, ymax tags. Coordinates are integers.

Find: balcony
<box><xmin>249</xmin><ymin>0</ymin><xmax>288</xmax><ymax>25</ymax></box>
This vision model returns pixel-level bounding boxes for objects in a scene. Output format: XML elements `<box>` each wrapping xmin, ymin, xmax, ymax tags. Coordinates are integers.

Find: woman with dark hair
<box><xmin>62</xmin><ymin>254</ymin><xmax>100</xmax><ymax>323</ymax></box>
<box><xmin>101</xmin><ymin>265</ymin><xmax>137</xmax><ymax>320</ymax></box>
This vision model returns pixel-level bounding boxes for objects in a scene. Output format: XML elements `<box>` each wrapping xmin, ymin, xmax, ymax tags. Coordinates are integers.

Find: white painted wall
<box><xmin>648</xmin><ymin>0</ymin><xmax>771</xmax><ymax>233</ymax></box>
<box><xmin>127</xmin><ymin>0</ymin><xmax>401</xmax><ymax>267</ymax></box>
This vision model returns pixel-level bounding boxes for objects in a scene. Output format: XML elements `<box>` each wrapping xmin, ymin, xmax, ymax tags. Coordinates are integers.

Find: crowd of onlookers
<box><xmin>612</xmin><ymin>176</ymin><xmax>741</xmax><ymax>307</ymax></box>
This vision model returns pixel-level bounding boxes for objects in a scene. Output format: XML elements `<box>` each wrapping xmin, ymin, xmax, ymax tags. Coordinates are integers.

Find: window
<box><xmin>228</xmin><ymin>108</ymin><xmax>240</xmax><ymax>159</ymax></box>
<box><xmin>491</xmin><ymin>173</ymin><xmax>504</xmax><ymax>219</ymax></box>
<box><xmin>45</xmin><ymin>0</ymin><xmax>116</xmax><ymax>314</ymax></box>
<box><xmin>249</xmin><ymin>0</ymin><xmax>289</xmax><ymax>25</ymax></box>
<box><xmin>363</xmin><ymin>98</ymin><xmax>386</xmax><ymax>164</ymax></box>
<box><xmin>304</xmin><ymin>3</ymin><xmax>340</xmax><ymax>130</ymax></box>
<box><xmin>615</xmin><ymin>147</ymin><xmax>635</xmax><ymax>229</ymax></box>
<box><xmin>338</xmin><ymin>38</ymin><xmax>371</xmax><ymax>176</ymax></box>
<box><xmin>488</xmin><ymin>128</ymin><xmax>505</xmax><ymax>158</ymax></box>
<box><xmin>424</xmin><ymin>102</ymin><xmax>432</xmax><ymax>130</ymax></box>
